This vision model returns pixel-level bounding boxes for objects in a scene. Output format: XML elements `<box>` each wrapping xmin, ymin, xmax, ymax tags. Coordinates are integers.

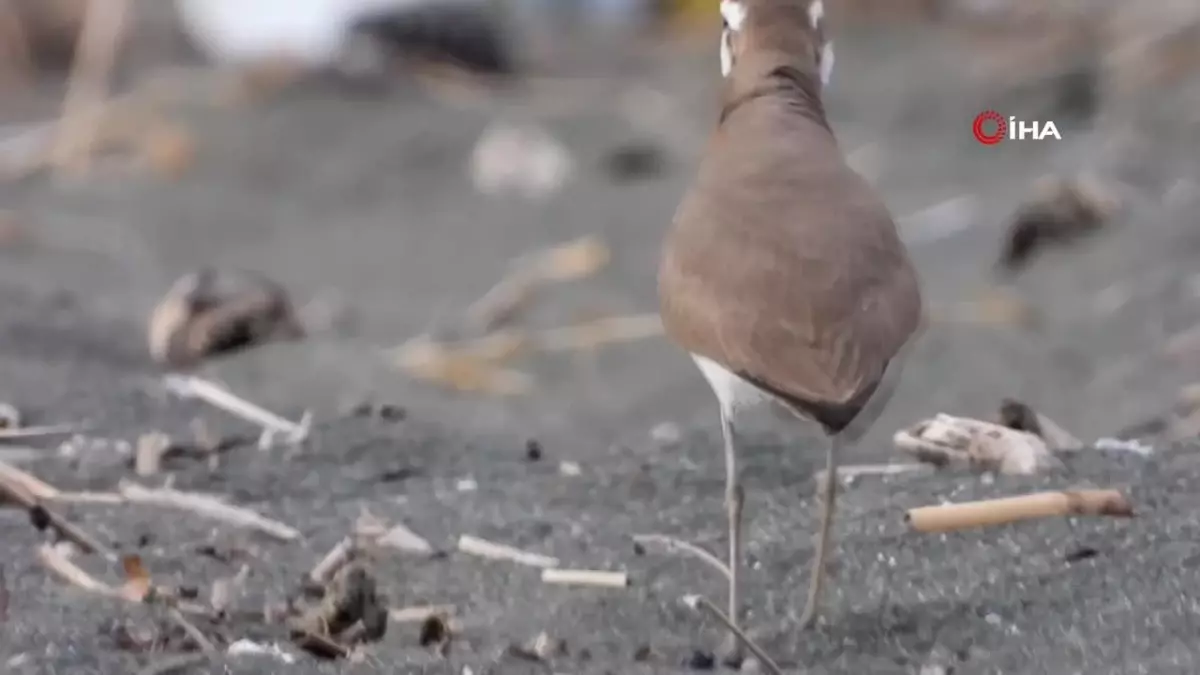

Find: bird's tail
<box><xmin>349</xmin><ymin>2</ymin><xmax>516</xmax><ymax>76</ymax></box>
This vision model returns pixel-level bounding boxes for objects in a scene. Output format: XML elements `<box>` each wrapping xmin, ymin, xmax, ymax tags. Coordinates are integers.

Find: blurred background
<box><xmin>1</xmin><ymin>0</ymin><xmax>1199</xmax><ymax>461</ymax></box>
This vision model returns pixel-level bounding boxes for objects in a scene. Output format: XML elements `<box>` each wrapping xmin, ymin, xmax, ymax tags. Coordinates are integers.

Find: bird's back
<box><xmin>659</xmin><ymin>90</ymin><xmax>922</xmax><ymax>431</ymax></box>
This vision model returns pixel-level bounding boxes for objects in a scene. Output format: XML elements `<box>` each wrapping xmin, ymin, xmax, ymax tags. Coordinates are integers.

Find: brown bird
<box><xmin>658</xmin><ymin>0</ymin><xmax>923</xmax><ymax>664</ymax></box>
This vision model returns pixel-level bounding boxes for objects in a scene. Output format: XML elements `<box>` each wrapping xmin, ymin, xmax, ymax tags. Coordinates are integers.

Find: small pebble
<box><xmin>633</xmin><ymin>644</ymin><xmax>653</xmax><ymax>661</ymax></box>
<box><xmin>685</xmin><ymin>649</ymin><xmax>715</xmax><ymax>670</ymax></box>
<box><xmin>377</xmin><ymin>404</ymin><xmax>406</xmax><ymax>422</ymax></box>
<box><xmin>525</xmin><ymin>439</ymin><xmax>543</xmax><ymax>461</ymax></box>
<box><xmin>559</xmin><ymin>461</ymin><xmax>582</xmax><ymax>476</ymax></box>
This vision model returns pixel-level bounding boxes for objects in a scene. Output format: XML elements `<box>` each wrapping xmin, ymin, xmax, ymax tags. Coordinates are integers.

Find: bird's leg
<box><xmin>718</xmin><ymin>409</ymin><xmax>746</xmax><ymax>668</ymax></box>
<box><xmin>799</xmin><ymin>436</ymin><xmax>840</xmax><ymax>629</ymax></box>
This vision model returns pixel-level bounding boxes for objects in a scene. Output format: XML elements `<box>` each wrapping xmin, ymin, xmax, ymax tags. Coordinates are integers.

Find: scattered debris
<box><xmin>507</xmin><ymin>630</ymin><xmax>567</xmax><ymax>662</ymax></box>
<box><xmin>541</xmin><ymin>568</ymin><xmax>629</xmax><ymax>588</ymax></box>
<box><xmin>1094</xmin><ymin>437</ymin><xmax>1154</xmax><ymax>456</ymax></box>
<box><xmin>0</xmin><ymin>464</ymin><xmax>116</xmax><ymax>559</ymax></box>
<box><xmin>288</xmin><ymin>563</ymin><xmax>388</xmax><ymax>659</ymax></box>
<box><xmin>469</xmin><ymin>122</ymin><xmax>574</xmax><ymax>200</ymax></box>
<box><xmin>997</xmin><ymin>174</ymin><xmax>1122</xmax><ymax>275</ymax></box>
<box><xmin>418</xmin><ymin>612</ymin><xmax>453</xmax><ymax>655</ymax></box>
<box><xmin>116</xmin><ymin>481</ymin><xmax>301</xmax><ymax>542</ymax></box>
<box><xmin>456</xmin><ymin>534</ymin><xmax>560</xmax><ymax>568</ymax></box>
<box><xmin>679</xmin><ymin>595</ymin><xmax>783</xmax><ymax>675</ymax></box>
<box><xmin>996</xmin><ymin>398</ymin><xmax>1083</xmax><ymax>451</ymax></box>
<box><xmin>163</xmin><ymin>375</ymin><xmax>311</xmax><ymax>449</ymax></box>
<box><xmin>148</xmin><ymin>268</ymin><xmax>305</xmax><ymax>370</ymax></box>
<box><xmin>1064</xmin><ymin>546</ymin><xmax>1100</xmax><ymax>563</ymax></box>
<box><xmin>894</xmin><ymin>413</ymin><xmax>1060</xmax><ymax>475</ymax></box>
<box><xmin>632</xmin><ymin>534</ymin><xmax>730</xmax><ymax>580</ymax></box>
<box><xmin>905</xmin><ymin>489</ymin><xmax>1135</xmax><ymax>533</ymax></box>
<box><xmin>135</xmin><ymin>432</ymin><xmax>171</xmax><ymax>477</ymax></box>
<box><xmin>390</xmin><ymin>604</ymin><xmax>455</xmax><ymax>624</ymax></box>
<box><xmin>227</xmin><ymin>639</ymin><xmax>296</xmax><ymax>664</ymax></box>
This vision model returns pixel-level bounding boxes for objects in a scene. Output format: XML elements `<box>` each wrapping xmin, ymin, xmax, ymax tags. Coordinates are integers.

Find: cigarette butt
<box><xmin>541</xmin><ymin>568</ymin><xmax>629</xmax><ymax>588</ymax></box>
<box><xmin>905</xmin><ymin>489</ymin><xmax>1134</xmax><ymax>533</ymax></box>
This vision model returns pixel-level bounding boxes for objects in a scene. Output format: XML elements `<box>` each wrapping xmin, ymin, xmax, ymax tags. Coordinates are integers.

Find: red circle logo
<box><xmin>973</xmin><ymin>110</ymin><xmax>1006</xmax><ymax>145</ymax></box>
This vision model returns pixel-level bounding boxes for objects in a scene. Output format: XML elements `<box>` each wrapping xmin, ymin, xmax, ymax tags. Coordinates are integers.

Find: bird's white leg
<box><xmin>799</xmin><ymin>434</ymin><xmax>841</xmax><ymax>628</ymax></box>
<box><xmin>719</xmin><ymin>406</ymin><xmax>745</xmax><ymax>666</ymax></box>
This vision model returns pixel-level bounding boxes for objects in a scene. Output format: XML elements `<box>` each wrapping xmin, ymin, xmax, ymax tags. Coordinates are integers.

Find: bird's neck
<box><xmin>719</xmin><ymin>56</ymin><xmax>829</xmax><ymax>131</ymax></box>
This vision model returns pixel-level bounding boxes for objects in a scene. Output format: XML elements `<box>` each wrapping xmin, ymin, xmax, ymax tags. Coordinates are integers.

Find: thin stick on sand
<box><xmin>456</xmin><ymin>534</ymin><xmax>560</xmax><ymax>568</ymax></box>
<box><xmin>681</xmin><ymin>595</ymin><xmax>783</xmax><ymax>675</ymax></box>
<box><xmin>541</xmin><ymin>568</ymin><xmax>629</xmax><ymax>588</ymax></box>
<box><xmin>0</xmin><ymin>463</ymin><xmax>116</xmax><ymax>560</ymax></box>
<box><xmin>389</xmin><ymin>604</ymin><xmax>455</xmax><ymax>623</ymax></box>
<box><xmin>51</xmin><ymin>0</ymin><xmax>132</xmax><ymax>174</ymax></box>
<box><xmin>905</xmin><ymin>489</ymin><xmax>1135</xmax><ymax>533</ymax></box>
<box><xmin>0</xmin><ymin>424</ymin><xmax>87</xmax><ymax>440</ymax></box>
<box><xmin>118</xmin><ymin>482</ymin><xmax>301</xmax><ymax>541</ymax></box>
<box><xmin>813</xmin><ymin>463</ymin><xmax>933</xmax><ymax>485</ymax></box>
<box><xmin>632</xmin><ymin>534</ymin><xmax>731</xmax><ymax>581</ymax></box>
<box><xmin>163</xmin><ymin>375</ymin><xmax>311</xmax><ymax>449</ymax></box>
<box><xmin>37</xmin><ymin>543</ymin><xmax>120</xmax><ymax>595</ymax></box>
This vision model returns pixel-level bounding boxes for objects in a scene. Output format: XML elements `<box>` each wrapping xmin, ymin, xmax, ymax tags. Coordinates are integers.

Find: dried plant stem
<box><xmin>52</xmin><ymin>0</ymin><xmax>132</xmax><ymax>174</ymax></box>
<box><xmin>309</xmin><ymin>537</ymin><xmax>355</xmax><ymax>584</ymax></box>
<box><xmin>0</xmin><ymin>460</ymin><xmax>61</xmax><ymax>499</ymax></box>
<box><xmin>389</xmin><ymin>604</ymin><xmax>455</xmax><ymax>623</ymax></box>
<box><xmin>632</xmin><ymin>534</ymin><xmax>731</xmax><ymax>581</ymax></box>
<box><xmin>456</xmin><ymin>534</ymin><xmax>560</xmax><ymax>568</ymax></box>
<box><xmin>0</xmin><ymin>464</ymin><xmax>115</xmax><ymax>560</ymax></box>
<box><xmin>163</xmin><ymin>375</ymin><xmax>311</xmax><ymax>448</ymax></box>
<box><xmin>681</xmin><ymin>594</ymin><xmax>783</xmax><ymax>675</ymax></box>
<box><xmin>167</xmin><ymin>607</ymin><xmax>217</xmax><ymax>654</ymax></box>
<box><xmin>906</xmin><ymin>489</ymin><xmax>1135</xmax><ymax>533</ymax></box>
<box><xmin>118</xmin><ymin>482</ymin><xmax>301</xmax><ymax>541</ymax></box>
<box><xmin>38</xmin><ymin>543</ymin><xmax>120</xmax><ymax>595</ymax></box>
<box><xmin>0</xmin><ymin>424</ymin><xmax>85</xmax><ymax>440</ymax></box>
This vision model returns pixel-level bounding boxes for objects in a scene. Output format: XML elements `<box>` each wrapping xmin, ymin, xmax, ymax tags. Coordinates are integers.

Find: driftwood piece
<box><xmin>895</xmin><ymin>413</ymin><xmax>1060</xmax><ymax>475</ymax></box>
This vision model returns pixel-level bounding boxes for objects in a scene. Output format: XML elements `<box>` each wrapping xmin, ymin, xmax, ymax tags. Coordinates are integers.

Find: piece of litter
<box><xmin>558</xmin><ymin>461</ymin><xmax>582</xmax><ymax>477</ymax></box>
<box><xmin>228</xmin><ymin>639</ymin><xmax>296</xmax><ymax>664</ymax></box>
<box><xmin>1094</xmin><ymin>437</ymin><xmax>1154</xmax><ymax>456</ymax></box>
<box><xmin>456</xmin><ymin>477</ymin><xmax>478</xmax><ymax>492</ymax></box>
<box><xmin>895</xmin><ymin>413</ymin><xmax>1060</xmax><ymax>475</ymax></box>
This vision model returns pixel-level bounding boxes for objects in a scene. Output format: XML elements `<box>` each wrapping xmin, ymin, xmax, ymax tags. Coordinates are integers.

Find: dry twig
<box><xmin>390</xmin><ymin>604</ymin><xmax>455</xmax><ymax>623</ymax></box>
<box><xmin>813</xmin><ymin>463</ymin><xmax>933</xmax><ymax>485</ymax></box>
<box><xmin>118</xmin><ymin>481</ymin><xmax>301</xmax><ymax>541</ymax></box>
<box><xmin>456</xmin><ymin>534</ymin><xmax>559</xmax><ymax>568</ymax></box>
<box><xmin>0</xmin><ymin>464</ymin><xmax>115</xmax><ymax>559</ymax></box>
<box><xmin>632</xmin><ymin>534</ymin><xmax>730</xmax><ymax>581</ymax></box>
<box><xmin>681</xmin><ymin>594</ymin><xmax>783</xmax><ymax>675</ymax></box>
<box><xmin>905</xmin><ymin>489</ymin><xmax>1135</xmax><ymax>533</ymax></box>
<box><xmin>163</xmin><ymin>375</ymin><xmax>311</xmax><ymax>449</ymax></box>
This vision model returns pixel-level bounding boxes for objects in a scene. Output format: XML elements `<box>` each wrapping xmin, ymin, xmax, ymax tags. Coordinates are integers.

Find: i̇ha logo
<box><xmin>972</xmin><ymin>110</ymin><xmax>1061</xmax><ymax>145</ymax></box>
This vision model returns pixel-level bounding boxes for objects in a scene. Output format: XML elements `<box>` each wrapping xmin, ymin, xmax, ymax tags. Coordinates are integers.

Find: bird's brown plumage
<box><xmin>658</xmin><ymin>14</ymin><xmax>922</xmax><ymax>434</ymax></box>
